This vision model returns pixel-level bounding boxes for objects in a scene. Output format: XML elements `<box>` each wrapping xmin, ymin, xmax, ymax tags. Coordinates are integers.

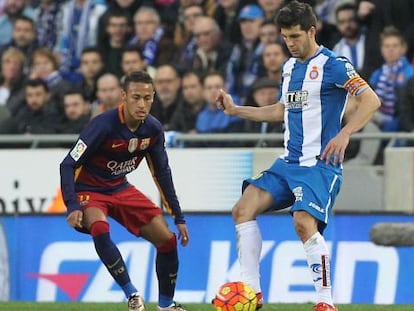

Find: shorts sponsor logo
<box><xmin>309</xmin><ymin>202</ymin><xmax>324</xmax><ymax>213</ymax></box>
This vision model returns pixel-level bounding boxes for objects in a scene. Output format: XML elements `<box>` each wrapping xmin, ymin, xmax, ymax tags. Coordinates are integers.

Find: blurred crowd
<box><xmin>0</xmin><ymin>0</ymin><xmax>413</xmax><ymax>162</ymax></box>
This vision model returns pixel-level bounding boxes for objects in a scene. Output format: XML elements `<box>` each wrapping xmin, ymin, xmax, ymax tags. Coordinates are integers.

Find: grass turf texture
<box><xmin>0</xmin><ymin>303</ymin><xmax>412</xmax><ymax>311</ymax></box>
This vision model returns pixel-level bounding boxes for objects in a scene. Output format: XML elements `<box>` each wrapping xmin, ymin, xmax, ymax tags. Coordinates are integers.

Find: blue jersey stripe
<box><xmin>279</xmin><ymin>47</ymin><xmax>357</xmax><ymax>167</ymax></box>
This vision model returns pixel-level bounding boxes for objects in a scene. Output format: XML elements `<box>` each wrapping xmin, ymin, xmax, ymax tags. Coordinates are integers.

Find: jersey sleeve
<box><xmin>331</xmin><ymin>57</ymin><xmax>369</xmax><ymax>96</ymax></box>
<box><xmin>59</xmin><ymin>117</ymin><xmax>109</xmax><ymax>213</ymax></box>
<box><xmin>145</xmin><ymin>128</ymin><xmax>185</xmax><ymax>224</ymax></box>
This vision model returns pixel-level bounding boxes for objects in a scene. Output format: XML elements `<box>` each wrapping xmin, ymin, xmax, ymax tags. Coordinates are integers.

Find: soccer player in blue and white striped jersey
<box><xmin>216</xmin><ymin>1</ymin><xmax>380</xmax><ymax>311</ymax></box>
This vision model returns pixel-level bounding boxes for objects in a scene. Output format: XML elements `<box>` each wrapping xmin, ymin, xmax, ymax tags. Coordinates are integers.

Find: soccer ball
<box><xmin>212</xmin><ymin>281</ymin><xmax>257</xmax><ymax>311</ymax></box>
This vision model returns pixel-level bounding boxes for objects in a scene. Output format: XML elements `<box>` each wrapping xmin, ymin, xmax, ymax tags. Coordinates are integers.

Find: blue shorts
<box><xmin>243</xmin><ymin>158</ymin><xmax>342</xmax><ymax>226</ymax></box>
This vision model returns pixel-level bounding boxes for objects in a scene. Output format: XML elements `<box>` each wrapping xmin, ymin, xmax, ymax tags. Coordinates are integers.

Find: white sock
<box><xmin>235</xmin><ymin>220</ymin><xmax>262</xmax><ymax>293</ymax></box>
<box><xmin>303</xmin><ymin>232</ymin><xmax>334</xmax><ymax>306</ymax></box>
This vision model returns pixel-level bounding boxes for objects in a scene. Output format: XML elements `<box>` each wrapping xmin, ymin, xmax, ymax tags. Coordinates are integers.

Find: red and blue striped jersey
<box><xmin>60</xmin><ymin>105</ymin><xmax>185</xmax><ymax>224</ymax></box>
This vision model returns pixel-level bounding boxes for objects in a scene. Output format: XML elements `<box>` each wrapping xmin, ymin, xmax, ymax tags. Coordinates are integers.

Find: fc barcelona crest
<box><xmin>139</xmin><ymin>138</ymin><xmax>151</xmax><ymax>150</ymax></box>
<box><xmin>128</xmin><ymin>138</ymin><xmax>138</xmax><ymax>153</ymax></box>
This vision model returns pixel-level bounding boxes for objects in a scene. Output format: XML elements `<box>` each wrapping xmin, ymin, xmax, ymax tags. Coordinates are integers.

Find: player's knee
<box><xmin>293</xmin><ymin>212</ymin><xmax>317</xmax><ymax>242</ymax></box>
<box><xmin>232</xmin><ymin>202</ymin><xmax>253</xmax><ymax>223</ymax></box>
<box><xmin>90</xmin><ymin>220</ymin><xmax>110</xmax><ymax>237</ymax></box>
<box><xmin>156</xmin><ymin>233</ymin><xmax>177</xmax><ymax>253</ymax></box>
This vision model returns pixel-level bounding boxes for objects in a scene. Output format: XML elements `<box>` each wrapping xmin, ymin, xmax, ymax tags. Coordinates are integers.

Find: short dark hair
<box><xmin>122</xmin><ymin>71</ymin><xmax>153</xmax><ymax>90</ymax></box>
<box><xmin>335</xmin><ymin>2</ymin><xmax>357</xmax><ymax>18</ymax></box>
<box><xmin>201</xmin><ymin>71</ymin><xmax>224</xmax><ymax>85</ymax></box>
<box><xmin>182</xmin><ymin>70</ymin><xmax>201</xmax><ymax>82</ymax></box>
<box><xmin>13</xmin><ymin>15</ymin><xmax>35</xmax><ymax>29</ymax></box>
<box><xmin>64</xmin><ymin>88</ymin><xmax>87</xmax><ymax>101</ymax></box>
<box><xmin>25</xmin><ymin>78</ymin><xmax>49</xmax><ymax>92</ymax></box>
<box><xmin>122</xmin><ymin>45</ymin><xmax>144</xmax><ymax>60</ymax></box>
<box><xmin>81</xmin><ymin>46</ymin><xmax>103</xmax><ymax>60</ymax></box>
<box><xmin>261</xmin><ymin>18</ymin><xmax>278</xmax><ymax>29</ymax></box>
<box><xmin>275</xmin><ymin>0</ymin><xmax>317</xmax><ymax>31</ymax></box>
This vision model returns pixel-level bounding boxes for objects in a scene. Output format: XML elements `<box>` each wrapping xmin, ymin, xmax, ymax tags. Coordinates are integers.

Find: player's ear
<box><xmin>308</xmin><ymin>25</ymin><xmax>317</xmax><ymax>38</ymax></box>
<box><xmin>120</xmin><ymin>89</ymin><xmax>127</xmax><ymax>101</ymax></box>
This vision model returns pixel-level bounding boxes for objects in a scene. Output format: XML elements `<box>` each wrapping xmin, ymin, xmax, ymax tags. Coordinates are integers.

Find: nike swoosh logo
<box><xmin>107</xmin><ymin>258</ymin><xmax>121</xmax><ymax>269</ymax></box>
<box><xmin>112</xmin><ymin>143</ymin><xmax>124</xmax><ymax>148</ymax></box>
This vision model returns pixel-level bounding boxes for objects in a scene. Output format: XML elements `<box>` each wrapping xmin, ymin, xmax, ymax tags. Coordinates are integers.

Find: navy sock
<box><xmin>93</xmin><ymin>232</ymin><xmax>137</xmax><ymax>298</ymax></box>
<box><xmin>156</xmin><ymin>248</ymin><xmax>178</xmax><ymax>307</ymax></box>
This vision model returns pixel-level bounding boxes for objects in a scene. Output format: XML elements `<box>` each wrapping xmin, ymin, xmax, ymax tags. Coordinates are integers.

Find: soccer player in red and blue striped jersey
<box><xmin>60</xmin><ymin>71</ymin><xmax>189</xmax><ymax>311</ymax></box>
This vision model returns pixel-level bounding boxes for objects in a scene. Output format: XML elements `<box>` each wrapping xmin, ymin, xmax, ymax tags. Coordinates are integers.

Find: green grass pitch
<box><xmin>0</xmin><ymin>303</ymin><xmax>413</xmax><ymax>311</ymax></box>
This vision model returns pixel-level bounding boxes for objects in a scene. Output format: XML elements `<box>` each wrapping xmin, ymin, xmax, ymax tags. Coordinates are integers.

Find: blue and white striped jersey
<box><xmin>278</xmin><ymin>46</ymin><xmax>368</xmax><ymax>167</ymax></box>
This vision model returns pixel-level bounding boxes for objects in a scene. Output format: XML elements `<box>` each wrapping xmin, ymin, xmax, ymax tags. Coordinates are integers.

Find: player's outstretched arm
<box><xmin>216</xmin><ymin>89</ymin><xmax>284</xmax><ymax>122</ymax></box>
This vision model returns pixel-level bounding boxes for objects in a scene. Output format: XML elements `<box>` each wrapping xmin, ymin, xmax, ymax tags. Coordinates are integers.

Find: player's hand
<box><xmin>320</xmin><ymin>130</ymin><xmax>351</xmax><ymax>165</ymax></box>
<box><xmin>176</xmin><ymin>223</ymin><xmax>189</xmax><ymax>246</ymax></box>
<box><xmin>216</xmin><ymin>89</ymin><xmax>237</xmax><ymax>115</ymax></box>
<box><xmin>67</xmin><ymin>210</ymin><xmax>84</xmax><ymax>229</ymax></box>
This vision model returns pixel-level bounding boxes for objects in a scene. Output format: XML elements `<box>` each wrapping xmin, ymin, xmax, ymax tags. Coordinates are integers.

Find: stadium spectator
<box><xmin>30</xmin><ymin>47</ymin><xmax>71</xmax><ymax>110</ymax></box>
<box><xmin>257</xmin><ymin>0</ymin><xmax>284</xmax><ymax>20</ymax></box>
<box><xmin>370</xmin><ymin>26</ymin><xmax>414</xmax><ymax>132</ymax></box>
<box><xmin>0</xmin><ymin>47</ymin><xmax>27</xmax><ymax>117</ymax></box>
<box><xmin>0</xmin><ymin>78</ymin><xmax>60</xmax><ymax>134</ymax></box>
<box><xmin>195</xmin><ymin>71</ymin><xmax>243</xmax><ymax>138</ymax></box>
<box><xmin>0</xmin><ymin>0</ymin><xmax>34</xmax><ymax>47</ymax></box>
<box><xmin>259</xmin><ymin>19</ymin><xmax>281</xmax><ymax>46</ymax></box>
<box><xmin>57</xmin><ymin>88</ymin><xmax>91</xmax><ymax>134</ymax></box>
<box><xmin>0</xmin><ymin>15</ymin><xmax>38</xmax><ymax>74</ymax></box>
<box><xmin>168</xmin><ymin>70</ymin><xmax>205</xmax><ymax>133</ymax></box>
<box><xmin>313</xmin><ymin>1</ymin><xmax>340</xmax><ymax>50</ymax></box>
<box><xmin>75</xmin><ymin>47</ymin><xmax>105</xmax><ymax>103</ymax></box>
<box><xmin>54</xmin><ymin>0</ymin><xmax>106</xmax><ymax>82</ymax></box>
<box><xmin>212</xmin><ymin>0</ymin><xmax>245</xmax><ymax>45</ymax></box>
<box><xmin>354</xmin><ymin>0</ymin><xmax>409</xmax><ymax>79</ymax></box>
<box><xmin>332</xmin><ymin>2</ymin><xmax>368</xmax><ymax>76</ymax></box>
<box><xmin>226</xmin><ymin>4</ymin><xmax>265</xmax><ymax>103</ymax></box>
<box><xmin>121</xmin><ymin>46</ymin><xmax>156</xmax><ymax>79</ymax></box>
<box><xmin>243</xmin><ymin>77</ymin><xmax>283</xmax><ymax>147</ymax></box>
<box><xmin>97</xmin><ymin>0</ymin><xmax>144</xmax><ymax>44</ymax></box>
<box><xmin>173</xmin><ymin>4</ymin><xmax>204</xmax><ymax>71</ymax></box>
<box><xmin>152</xmin><ymin>0</ymin><xmax>180</xmax><ymax>35</ymax></box>
<box><xmin>151</xmin><ymin>64</ymin><xmax>182</xmax><ymax>128</ymax></box>
<box><xmin>260</xmin><ymin>42</ymin><xmax>288</xmax><ymax>85</ymax></box>
<box><xmin>348</xmin><ymin>26</ymin><xmax>414</xmax><ymax>165</ymax></box>
<box><xmin>179</xmin><ymin>0</ymin><xmax>215</xmax><ymax>17</ymax></box>
<box><xmin>91</xmin><ymin>73</ymin><xmax>122</xmax><ymax>118</ymax></box>
<box><xmin>190</xmin><ymin>15</ymin><xmax>232</xmax><ymax>77</ymax></box>
<box><xmin>98</xmin><ymin>10</ymin><xmax>131</xmax><ymax>78</ymax></box>
<box><xmin>129</xmin><ymin>6</ymin><xmax>176</xmax><ymax>67</ymax></box>
<box><xmin>32</xmin><ymin>0</ymin><xmax>63</xmax><ymax>50</ymax></box>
